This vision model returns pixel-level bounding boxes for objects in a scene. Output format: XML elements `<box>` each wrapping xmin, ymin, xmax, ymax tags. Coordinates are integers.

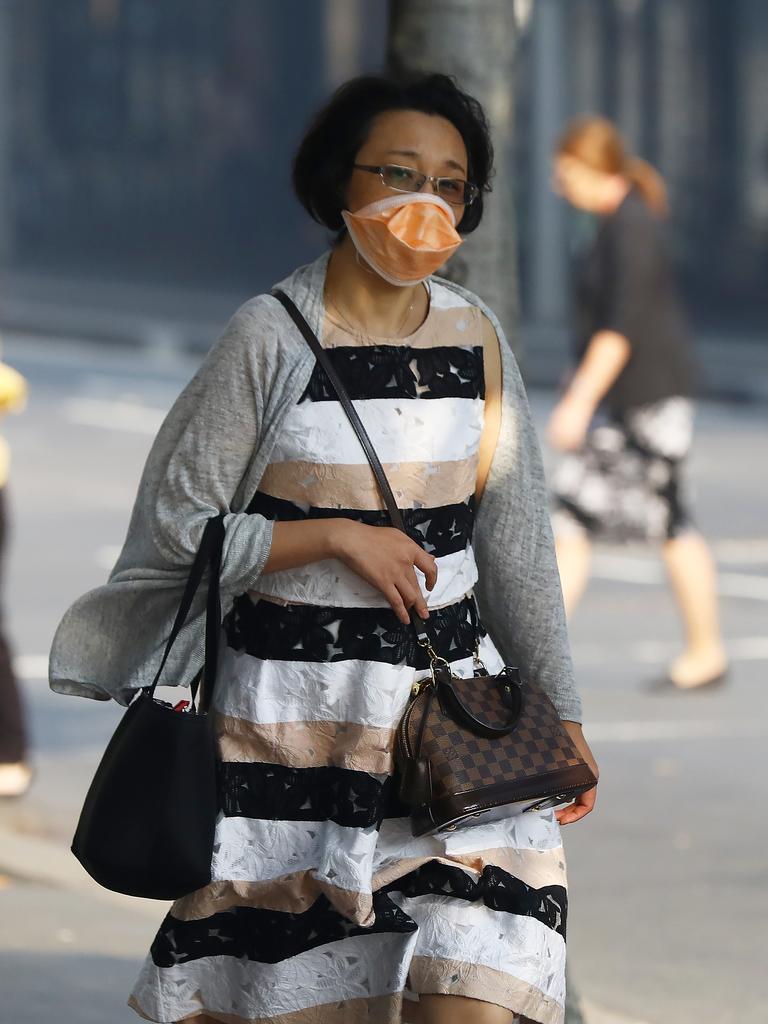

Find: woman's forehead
<box><xmin>362</xmin><ymin>110</ymin><xmax>468</xmax><ymax>167</ymax></box>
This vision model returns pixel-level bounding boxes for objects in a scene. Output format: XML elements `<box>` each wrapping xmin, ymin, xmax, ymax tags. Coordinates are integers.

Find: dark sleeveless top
<box><xmin>573</xmin><ymin>189</ymin><xmax>698</xmax><ymax>415</ymax></box>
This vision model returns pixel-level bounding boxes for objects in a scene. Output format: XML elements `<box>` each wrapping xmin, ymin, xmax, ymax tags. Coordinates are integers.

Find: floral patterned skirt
<box><xmin>552</xmin><ymin>396</ymin><xmax>695</xmax><ymax>543</ymax></box>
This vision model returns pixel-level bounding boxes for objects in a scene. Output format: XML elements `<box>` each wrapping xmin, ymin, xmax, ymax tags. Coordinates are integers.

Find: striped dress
<box><xmin>129</xmin><ymin>282</ymin><xmax>568</xmax><ymax>1024</ymax></box>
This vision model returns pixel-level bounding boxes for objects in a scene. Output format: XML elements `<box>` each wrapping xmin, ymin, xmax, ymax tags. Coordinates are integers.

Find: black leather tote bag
<box><xmin>71</xmin><ymin>514</ymin><xmax>225</xmax><ymax>900</ymax></box>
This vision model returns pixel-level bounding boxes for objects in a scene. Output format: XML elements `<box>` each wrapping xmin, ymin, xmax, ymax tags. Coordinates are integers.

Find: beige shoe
<box><xmin>0</xmin><ymin>762</ymin><xmax>32</xmax><ymax>798</ymax></box>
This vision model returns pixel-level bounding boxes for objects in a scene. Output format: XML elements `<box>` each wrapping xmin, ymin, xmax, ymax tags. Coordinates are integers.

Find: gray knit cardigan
<box><xmin>49</xmin><ymin>252</ymin><xmax>582</xmax><ymax>722</ymax></box>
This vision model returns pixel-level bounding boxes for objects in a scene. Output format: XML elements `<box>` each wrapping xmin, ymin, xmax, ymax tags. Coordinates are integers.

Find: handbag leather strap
<box><xmin>147</xmin><ymin>513</ymin><xmax>225</xmax><ymax>713</ymax></box>
<box><xmin>273</xmin><ymin>289</ymin><xmax>430</xmax><ymax>647</ymax></box>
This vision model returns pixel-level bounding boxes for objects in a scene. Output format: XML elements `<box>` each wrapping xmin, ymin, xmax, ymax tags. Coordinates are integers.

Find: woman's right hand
<box><xmin>329</xmin><ymin>521</ymin><xmax>438</xmax><ymax>624</ymax></box>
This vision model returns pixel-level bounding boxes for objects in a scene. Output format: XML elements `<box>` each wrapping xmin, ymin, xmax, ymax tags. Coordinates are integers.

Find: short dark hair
<box><xmin>293</xmin><ymin>73</ymin><xmax>494</xmax><ymax>235</ymax></box>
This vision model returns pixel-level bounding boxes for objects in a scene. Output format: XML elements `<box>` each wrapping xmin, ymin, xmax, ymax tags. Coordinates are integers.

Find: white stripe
<box><xmin>429</xmin><ymin>284</ymin><xmax>475</xmax><ymax>311</ymax></box>
<box><xmin>270</xmin><ymin>396</ymin><xmax>484</xmax><ymax>467</ymax></box>
<box><xmin>214</xmin><ymin>643</ymin><xmax>500</xmax><ymax>733</ymax></box>
<box><xmin>214</xmin><ymin>649</ymin><xmax>415</xmax><ymax>729</ymax></box>
<box><xmin>394</xmin><ymin>892</ymin><xmax>566</xmax><ymax>1004</ymax></box>
<box><xmin>211</xmin><ymin>816</ymin><xmax>379</xmax><ymax>894</ymax></box>
<box><xmin>254</xmin><ymin>545</ymin><xmax>479</xmax><ymax>608</ymax></box>
<box><xmin>131</xmin><ymin>931</ymin><xmax>414</xmax><ymax>1020</ymax></box>
<box><xmin>377</xmin><ymin>807</ymin><xmax>563</xmax><ymax>866</ymax></box>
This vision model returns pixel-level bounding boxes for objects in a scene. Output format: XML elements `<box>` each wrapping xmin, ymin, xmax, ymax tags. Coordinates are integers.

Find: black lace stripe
<box><xmin>218</xmin><ymin>761</ymin><xmax>395</xmax><ymax>829</ymax></box>
<box><xmin>246</xmin><ymin>492</ymin><xmax>475</xmax><ymax>558</ymax></box>
<box><xmin>148</xmin><ymin>859</ymin><xmax>566</xmax><ymax>968</ymax></box>
<box><xmin>224</xmin><ymin>592</ymin><xmax>485</xmax><ymax>668</ymax></box>
<box><xmin>150</xmin><ymin>890</ymin><xmax>417</xmax><ymax>968</ymax></box>
<box><xmin>299</xmin><ymin>344</ymin><xmax>485</xmax><ymax>402</ymax></box>
<box><xmin>382</xmin><ymin>860</ymin><xmax>568</xmax><ymax>940</ymax></box>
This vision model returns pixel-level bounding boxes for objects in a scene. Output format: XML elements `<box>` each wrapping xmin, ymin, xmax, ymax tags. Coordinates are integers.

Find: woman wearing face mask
<box><xmin>549</xmin><ymin>116</ymin><xmax>727</xmax><ymax>692</ymax></box>
<box><xmin>51</xmin><ymin>74</ymin><xmax>595</xmax><ymax>1024</ymax></box>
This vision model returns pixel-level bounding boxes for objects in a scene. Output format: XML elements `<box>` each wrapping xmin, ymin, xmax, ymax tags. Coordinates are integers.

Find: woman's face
<box><xmin>553</xmin><ymin>154</ymin><xmax>616</xmax><ymax>213</ymax></box>
<box><xmin>345</xmin><ymin>109</ymin><xmax>470</xmax><ymax>215</ymax></box>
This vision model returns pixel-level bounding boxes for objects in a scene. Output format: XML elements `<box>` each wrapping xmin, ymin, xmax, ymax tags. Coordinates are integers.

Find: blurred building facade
<box><xmin>0</xmin><ymin>0</ymin><xmax>765</xmax><ymax>341</ymax></box>
<box><xmin>520</xmin><ymin>0</ymin><xmax>768</xmax><ymax>334</ymax></box>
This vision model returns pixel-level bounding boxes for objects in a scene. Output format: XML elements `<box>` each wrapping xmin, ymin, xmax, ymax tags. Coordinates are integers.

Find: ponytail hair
<box><xmin>557</xmin><ymin>116</ymin><xmax>669</xmax><ymax>218</ymax></box>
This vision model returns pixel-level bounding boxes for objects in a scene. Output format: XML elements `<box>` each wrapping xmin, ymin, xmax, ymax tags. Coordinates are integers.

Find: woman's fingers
<box><xmin>555</xmin><ymin>785</ymin><xmax>597</xmax><ymax>826</ymax></box>
<box><xmin>384</xmin><ymin>586</ymin><xmax>411</xmax><ymax>626</ymax></box>
<box><xmin>413</xmin><ymin>548</ymin><xmax>438</xmax><ymax>592</ymax></box>
<box><xmin>402</xmin><ymin>567</ymin><xmax>430</xmax><ymax>620</ymax></box>
<box><xmin>385</xmin><ymin>571</ymin><xmax>430</xmax><ymax>624</ymax></box>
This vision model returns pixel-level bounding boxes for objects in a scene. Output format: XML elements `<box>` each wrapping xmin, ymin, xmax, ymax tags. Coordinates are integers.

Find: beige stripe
<box><xmin>215</xmin><ymin>714</ymin><xmax>396</xmax><ymax>773</ymax></box>
<box><xmin>322</xmin><ymin>304</ymin><xmax>481</xmax><ymax>350</ymax></box>
<box><xmin>258</xmin><ymin>457</ymin><xmax>477</xmax><ymax>511</ymax></box>
<box><xmin>129</xmin><ymin>993</ymin><xmax>401</xmax><ymax>1024</ymax></box>
<box><xmin>408</xmin><ymin>957</ymin><xmax>564</xmax><ymax>1024</ymax></box>
<box><xmin>374</xmin><ymin>845</ymin><xmax>567</xmax><ymax>893</ymax></box>
<box><xmin>170</xmin><ymin>873</ymin><xmax>373</xmax><ymax>925</ymax></box>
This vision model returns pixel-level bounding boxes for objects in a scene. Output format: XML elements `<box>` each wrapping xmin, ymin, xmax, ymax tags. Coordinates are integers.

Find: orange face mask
<box><xmin>342</xmin><ymin>193</ymin><xmax>463</xmax><ymax>286</ymax></box>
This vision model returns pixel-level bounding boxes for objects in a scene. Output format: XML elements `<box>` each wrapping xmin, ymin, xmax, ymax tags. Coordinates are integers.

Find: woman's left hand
<box><xmin>547</xmin><ymin>393</ymin><xmax>593</xmax><ymax>451</ymax></box>
<box><xmin>556</xmin><ymin>721</ymin><xmax>599</xmax><ymax>826</ymax></box>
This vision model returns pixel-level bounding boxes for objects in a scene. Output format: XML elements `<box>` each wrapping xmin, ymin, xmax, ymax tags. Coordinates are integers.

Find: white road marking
<box><xmin>587</xmin><ymin>719</ymin><xmax>767</xmax><ymax>742</ymax></box>
<box><xmin>14</xmin><ymin>655</ymin><xmax>50</xmax><ymax>680</ymax></box>
<box><xmin>713</xmin><ymin>538</ymin><xmax>768</xmax><ymax>564</ymax></box>
<box><xmin>573</xmin><ymin>635</ymin><xmax>768</xmax><ymax>665</ymax></box>
<box><xmin>63</xmin><ymin>398</ymin><xmax>167</xmax><ymax>434</ymax></box>
<box><xmin>592</xmin><ymin>553</ymin><xmax>768</xmax><ymax>600</ymax></box>
<box><xmin>582</xmin><ymin>1000</ymin><xmax>653</xmax><ymax>1024</ymax></box>
<box><xmin>629</xmin><ymin>636</ymin><xmax>768</xmax><ymax>663</ymax></box>
<box><xmin>95</xmin><ymin>545</ymin><xmax>122</xmax><ymax>570</ymax></box>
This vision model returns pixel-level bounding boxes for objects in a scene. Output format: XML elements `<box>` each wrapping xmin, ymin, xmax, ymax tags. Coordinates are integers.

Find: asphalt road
<box><xmin>0</xmin><ymin>332</ymin><xmax>766</xmax><ymax>1024</ymax></box>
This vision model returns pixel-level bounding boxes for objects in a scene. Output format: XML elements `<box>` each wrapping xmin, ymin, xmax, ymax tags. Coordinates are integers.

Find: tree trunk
<box><xmin>387</xmin><ymin>0</ymin><xmax>521</xmax><ymax>352</ymax></box>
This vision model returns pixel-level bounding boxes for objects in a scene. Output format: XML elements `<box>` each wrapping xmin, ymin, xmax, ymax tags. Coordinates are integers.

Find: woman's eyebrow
<box><xmin>385</xmin><ymin>149</ymin><xmax>467</xmax><ymax>174</ymax></box>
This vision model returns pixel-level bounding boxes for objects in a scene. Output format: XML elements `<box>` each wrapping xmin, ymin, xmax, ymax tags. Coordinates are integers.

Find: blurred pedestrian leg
<box><xmin>0</xmin><ymin>355</ymin><xmax>30</xmax><ymax>797</ymax></box>
<box><xmin>662</xmin><ymin>532</ymin><xmax>727</xmax><ymax>687</ymax></box>
<box><xmin>0</xmin><ymin>486</ymin><xmax>29</xmax><ymax>795</ymax></box>
<box><xmin>555</xmin><ymin>533</ymin><xmax>592</xmax><ymax>618</ymax></box>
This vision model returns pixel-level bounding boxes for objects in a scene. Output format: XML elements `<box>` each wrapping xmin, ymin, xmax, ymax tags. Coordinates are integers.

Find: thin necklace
<box><xmin>325</xmin><ymin>289</ymin><xmax>418</xmax><ymax>341</ymax></box>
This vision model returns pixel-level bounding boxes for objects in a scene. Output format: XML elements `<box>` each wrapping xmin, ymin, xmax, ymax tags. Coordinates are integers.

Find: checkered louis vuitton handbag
<box><xmin>273</xmin><ymin>290</ymin><xmax>597</xmax><ymax>837</ymax></box>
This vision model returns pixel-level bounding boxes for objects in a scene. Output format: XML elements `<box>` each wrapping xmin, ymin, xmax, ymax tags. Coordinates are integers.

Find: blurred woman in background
<box><xmin>549</xmin><ymin>116</ymin><xmax>727</xmax><ymax>691</ymax></box>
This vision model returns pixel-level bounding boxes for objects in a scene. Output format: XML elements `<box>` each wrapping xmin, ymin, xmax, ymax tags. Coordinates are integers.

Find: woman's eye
<box><xmin>387</xmin><ymin>166</ymin><xmax>416</xmax><ymax>184</ymax></box>
<box><xmin>439</xmin><ymin>180</ymin><xmax>464</xmax><ymax>201</ymax></box>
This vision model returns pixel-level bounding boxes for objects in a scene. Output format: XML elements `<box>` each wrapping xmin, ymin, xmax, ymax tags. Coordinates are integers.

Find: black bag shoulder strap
<box><xmin>272</xmin><ymin>289</ymin><xmax>429</xmax><ymax>646</ymax></box>
<box><xmin>147</xmin><ymin>513</ymin><xmax>224</xmax><ymax>713</ymax></box>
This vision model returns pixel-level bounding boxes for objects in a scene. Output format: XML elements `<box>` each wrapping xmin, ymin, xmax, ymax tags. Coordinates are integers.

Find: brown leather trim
<box><xmin>411</xmin><ymin>764</ymin><xmax>597</xmax><ymax>836</ymax></box>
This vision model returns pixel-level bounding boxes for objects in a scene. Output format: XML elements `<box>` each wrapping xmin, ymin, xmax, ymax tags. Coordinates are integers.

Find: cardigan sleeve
<box><xmin>473</xmin><ymin>318</ymin><xmax>582</xmax><ymax>723</ymax></box>
<box><xmin>109</xmin><ymin>300</ymin><xmax>277</xmax><ymax>600</ymax></box>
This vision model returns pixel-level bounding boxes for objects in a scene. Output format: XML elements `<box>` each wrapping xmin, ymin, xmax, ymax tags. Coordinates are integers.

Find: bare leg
<box><xmin>662</xmin><ymin>532</ymin><xmax>728</xmax><ymax>687</ymax></box>
<box><xmin>406</xmin><ymin>993</ymin><xmax>517</xmax><ymax>1023</ymax></box>
<box><xmin>554</xmin><ymin>534</ymin><xmax>592</xmax><ymax>618</ymax></box>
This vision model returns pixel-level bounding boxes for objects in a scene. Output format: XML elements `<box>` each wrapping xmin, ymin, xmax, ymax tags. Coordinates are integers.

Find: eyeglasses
<box><xmin>353</xmin><ymin>164</ymin><xmax>480</xmax><ymax>206</ymax></box>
